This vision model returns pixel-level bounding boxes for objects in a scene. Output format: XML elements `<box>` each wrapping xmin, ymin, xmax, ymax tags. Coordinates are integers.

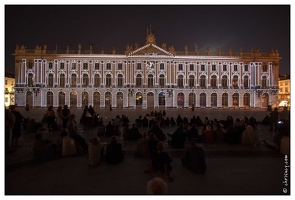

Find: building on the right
<box><xmin>278</xmin><ymin>74</ymin><xmax>290</xmax><ymax>108</ymax></box>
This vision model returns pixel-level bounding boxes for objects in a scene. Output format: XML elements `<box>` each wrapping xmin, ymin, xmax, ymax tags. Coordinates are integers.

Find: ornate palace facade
<box><xmin>13</xmin><ymin>32</ymin><xmax>280</xmax><ymax>109</ymax></box>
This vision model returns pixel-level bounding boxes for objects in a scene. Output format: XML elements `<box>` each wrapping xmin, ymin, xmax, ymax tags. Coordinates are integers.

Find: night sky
<box><xmin>4</xmin><ymin>5</ymin><xmax>290</xmax><ymax>76</ymax></box>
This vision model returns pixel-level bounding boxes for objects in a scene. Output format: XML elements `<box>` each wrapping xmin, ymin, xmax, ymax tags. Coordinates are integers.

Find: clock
<box><xmin>148</xmin><ymin>37</ymin><xmax>153</xmax><ymax>43</ymax></box>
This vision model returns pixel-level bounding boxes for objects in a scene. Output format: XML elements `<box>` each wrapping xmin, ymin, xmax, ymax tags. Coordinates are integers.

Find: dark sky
<box><xmin>5</xmin><ymin>5</ymin><xmax>290</xmax><ymax>75</ymax></box>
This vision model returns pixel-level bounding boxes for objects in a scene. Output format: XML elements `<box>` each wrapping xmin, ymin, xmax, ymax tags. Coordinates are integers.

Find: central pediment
<box><xmin>128</xmin><ymin>43</ymin><xmax>174</xmax><ymax>57</ymax></box>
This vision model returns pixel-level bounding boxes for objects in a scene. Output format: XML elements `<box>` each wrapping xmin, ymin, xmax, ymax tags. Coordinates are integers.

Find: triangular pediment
<box><xmin>128</xmin><ymin>43</ymin><xmax>174</xmax><ymax>57</ymax></box>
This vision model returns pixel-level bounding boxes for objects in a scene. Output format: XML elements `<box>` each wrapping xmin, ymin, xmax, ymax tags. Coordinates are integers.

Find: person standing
<box><xmin>5</xmin><ymin>106</ymin><xmax>15</xmax><ymax>152</ymax></box>
<box><xmin>56</xmin><ymin>106</ymin><xmax>63</xmax><ymax>130</ymax></box>
<box><xmin>46</xmin><ymin>106</ymin><xmax>56</xmax><ymax>131</ymax></box>
<box><xmin>62</xmin><ymin>105</ymin><xmax>71</xmax><ymax>129</ymax></box>
<box><xmin>269</xmin><ymin>107</ymin><xmax>279</xmax><ymax>131</ymax></box>
<box><xmin>10</xmin><ymin>105</ymin><xmax>24</xmax><ymax>147</ymax></box>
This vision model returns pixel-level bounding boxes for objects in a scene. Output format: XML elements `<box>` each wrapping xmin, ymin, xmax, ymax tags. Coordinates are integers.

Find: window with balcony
<box><xmin>71</xmin><ymin>74</ymin><xmax>77</xmax><ymax>87</ymax></box>
<box><xmin>200</xmin><ymin>75</ymin><xmax>206</xmax><ymax>87</ymax></box>
<box><xmin>136</xmin><ymin>74</ymin><xmax>142</xmax><ymax>87</ymax></box>
<box><xmin>177</xmin><ymin>75</ymin><xmax>184</xmax><ymax>88</ymax></box>
<box><xmin>117</xmin><ymin>74</ymin><xmax>123</xmax><ymax>87</ymax></box>
<box><xmin>94</xmin><ymin>74</ymin><xmax>101</xmax><ymax>87</ymax></box>
<box><xmin>82</xmin><ymin>74</ymin><xmax>89</xmax><ymax>87</ymax></box>
<box><xmin>222</xmin><ymin>75</ymin><xmax>228</xmax><ymax>88</ymax></box>
<box><xmin>211</xmin><ymin>75</ymin><xmax>217</xmax><ymax>88</ymax></box>
<box><xmin>106</xmin><ymin>74</ymin><xmax>112</xmax><ymax>87</ymax></box>
<box><xmin>159</xmin><ymin>74</ymin><xmax>165</xmax><ymax>87</ymax></box>
<box><xmin>47</xmin><ymin>74</ymin><xmax>54</xmax><ymax>88</ymax></box>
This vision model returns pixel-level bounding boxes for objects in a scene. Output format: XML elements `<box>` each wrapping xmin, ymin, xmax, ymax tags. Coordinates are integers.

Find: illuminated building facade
<box><xmin>13</xmin><ymin>32</ymin><xmax>280</xmax><ymax>109</ymax></box>
<box><xmin>4</xmin><ymin>72</ymin><xmax>15</xmax><ymax>108</ymax></box>
<box><xmin>278</xmin><ymin>75</ymin><xmax>290</xmax><ymax>107</ymax></box>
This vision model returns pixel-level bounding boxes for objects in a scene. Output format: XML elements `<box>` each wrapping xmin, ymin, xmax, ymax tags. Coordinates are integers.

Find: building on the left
<box><xmin>5</xmin><ymin>72</ymin><xmax>15</xmax><ymax>107</ymax></box>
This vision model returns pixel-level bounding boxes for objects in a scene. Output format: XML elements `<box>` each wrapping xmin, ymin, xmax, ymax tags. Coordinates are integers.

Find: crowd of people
<box><xmin>5</xmin><ymin>105</ymin><xmax>290</xmax><ymax>184</ymax></box>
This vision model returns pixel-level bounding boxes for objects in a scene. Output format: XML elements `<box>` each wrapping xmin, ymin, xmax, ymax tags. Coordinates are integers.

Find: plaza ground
<box><xmin>4</xmin><ymin>108</ymin><xmax>290</xmax><ymax>195</ymax></box>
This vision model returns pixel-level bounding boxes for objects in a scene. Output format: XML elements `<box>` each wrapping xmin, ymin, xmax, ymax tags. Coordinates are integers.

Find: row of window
<box><xmin>25</xmin><ymin>60</ymin><xmax>270</xmax><ymax>72</ymax></box>
<box><xmin>27</xmin><ymin>73</ymin><xmax>269</xmax><ymax>88</ymax></box>
<box><xmin>43</xmin><ymin>91</ymin><xmax>259</xmax><ymax>107</ymax></box>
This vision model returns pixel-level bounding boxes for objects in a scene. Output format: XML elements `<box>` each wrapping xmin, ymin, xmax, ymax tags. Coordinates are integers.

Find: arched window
<box><xmin>136</xmin><ymin>92</ymin><xmax>143</xmax><ymax>106</ymax></box>
<box><xmin>27</xmin><ymin>73</ymin><xmax>34</xmax><ymax>87</ymax></box>
<box><xmin>189</xmin><ymin>75</ymin><xmax>194</xmax><ymax>88</ymax></box>
<box><xmin>59</xmin><ymin>74</ymin><xmax>65</xmax><ymax>87</ymax></box>
<box><xmin>47</xmin><ymin>91</ymin><xmax>54</xmax><ymax>107</ymax></box>
<box><xmin>159</xmin><ymin>74</ymin><xmax>165</xmax><ymax>87</ymax></box>
<box><xmin>82</xmin><ymin>91</ymin><xmax>88</xmax><ymax>107</ymax></box>
<box><xmin>262</xmin><ymin>76</ymin><xmax>267</xmax><ymax>88</ymax></box>
<box><xmin>71</xmin><ymin>74</ymin><xmax>77</xmax><ymax>87</ymax></box>
<box><xmin>148</xmin><ymin>74</ymin><xmax>154</xmax><ymax>87</ymax></box>
<box><xmin>58</xmin><ymin>92</ymin><xmax>65</xmax><ymax>107</ymax></box>
<box><xmin>211</xmin><ymin>75</ymin><xmax>217</xmax><ymax>88</ymax></box>
<box><xmin>48</xmin><ymin>74</ymin><xmax>54</xmax><ymax>88</ymax></box>
<box><xmin>159</xmin><ymin>92</ymin><xmax>165</xmax><ymax>106</ymax></box>
<box><xmin>106</xmin><ymin>74</ymin><xmax>112</xmax><ymax>87</ymax></box>
<box><xmin>136</xmin><ymin>74</ymin><xmax>142</xmax><ymax>87</ymax></box>
<box><xmin>200</xmin><ymin>75</ymin><xmax>206</xmax><ymax>88</ymax></box>
<box><xmin>243</xmin><ymin>93</ymin><xmax>250</xmax><ymax>106</ymax></box>
<box><xmin>232</xmin><ymin>93</ymin><xmax>239</xmax><ymax>106</ymax></box>
<box><xmin>117</xmin><ymin>74</ymin><xmax>123</xmax><ymax>87</ymax></box>
<box><xmin>93</xmin><ymin>92</ymin><xmax>100</xmax><ymax>108</ymax></box>
<box><xmin>177</xmin><ymin>75</ymin><xmax>184</xmax><ymax>88</ymax></box>
<box><xmin>211</xmin><ymin>93</ymin><xmax>217</xmax><ymax>107</ymax></box>
<box><xmin>200</xmin><ymin>93</ymin><xmax>206</xmax><ymax>107</ymax></box>
<box><xmin>70</xmin><ymin>91</ymin><xmax>77</xmax><ymax>107</ymax></box>
<box><xmin>82</xmin><ymin>74</ymin><xmax>89</xmax><ymax>87</ymax></box>
<box><xmin>222</xmin><ymin>93</ymin><xmax>228</xmax><ymax>107</ymax></box>
<box><xmin>222</xmin><ymin>75</ymin><xmax>228</xmax><ymax>88</ymax></box>
<box><xmin>94</xmin><ymin>74</ymin><xmax>101</xmax><ymax>87</ymax></box>
<box><xmin>177</xmin><ymin>93</ymin><xmax>184</xmax><ymax>107</ymax></box>
<box><xmin>244</xmin><ymin>76</ymin><xmax>249</xmax><ymax>89</ymax></box>
<box><xmin>232</xmin><ymin>75</ymin><xmax>239</xmax><ymax>88</ymax></box>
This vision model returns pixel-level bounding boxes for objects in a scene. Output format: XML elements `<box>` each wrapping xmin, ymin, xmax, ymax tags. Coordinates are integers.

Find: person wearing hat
<box><xmin>144</xmin><ymin>142</ymin><xmax>173</xmax><ymax>182</ymax></box>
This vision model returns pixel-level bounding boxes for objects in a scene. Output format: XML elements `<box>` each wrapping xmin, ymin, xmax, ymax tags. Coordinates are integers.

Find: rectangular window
<box><xmin>106</xmin><ymin>63</ymin><xmax>111</xmax><ymax>70</ymax></box>
<box><xmin>211</xmin><ymin>65</ymin><xmax>216</xmax><ymax>71</ymax></box>
<box><xmin>83</xmin><ymin>63</ymin><xmax>88</xmax><ymax>70</ymax></box>
<box><xmin>223</xmin><ymin>65</ymin><xmax>227</xmax><ymax>71</ymax></box>
<box><xmin>137</xmin><ymin>63</ymin><xmax>141</xmax><ymax>70</ymax></box>
<box><xmin>118</xmin><ymin>63</ymin><xmax>123</xmax><ymax>70</ymax></box>
<box><xmin>285</xmin><ymin>88</ymin><xmax>289</xmax><ymax>93</ymax></box>
<box><xmin>244</xmin><ymin>65</ymin><xmax>249</xmax><ymax>71</ymax></box>
<box><xmin>201</xmin><ymin>65</ymin><xmax>205</xmax><ymax>71</ymax></box>
<box><xmin>179</xmin><ymin>64</ymin><xmax>183</xmax><ymax>71</ymax></box>
<box><xmin>28</xmin><ymin>61</ymin><xmax>33</xmax><ymax>69</ymax></box>
<box><xmin>60</xmin><ymin>62</ymin><xmax>64</xmax><ymax>69</ymax></box>
<box><xmin>72</xmin><ymin>63</ymin><xmax>76</xmax><ymax>70</ymax></box>
<box><xmin>160</xmin><ymin>63</ymin><xmax>165</xmax><ymax>70</ymax></box>
<box><xmin>262</xmin><ymin>64</ymin><xmax>268</xmax><ymax>72</ymax></box>
<box><xmin>48</xmin><ymin>62</ymin><xmax>52</xmax><ymax>69</ymax></box>
<box><xmin>190</xmin><ymin>64</ymin><xmax>194</xmax><ymax>71</ymax></box>
<box><xmin>95</xmin><ymin>63</ymin><xmax>100</xmax><ymax>70</ymax></box>
<box><xmin>234</xmin><ymin>65</ymin><xmax>238</xmax><ymax>71</ymax></box>
<box><xmin>5</xmin><ymin>80</ymin><xmax>7</xmax><ymax>85</ymax></box>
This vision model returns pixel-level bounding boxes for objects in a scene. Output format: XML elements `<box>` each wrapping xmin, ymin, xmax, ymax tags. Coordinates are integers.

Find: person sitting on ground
<box><xmin>214</xmin><ymin>123</ymin><xmax>225</xmax><ymax>142</ymax></box>
<box><xmin>203</xmin><ymin>125</ymin><xmax>215</xmax><ymax>143</ymax></box>
<box><xmin>88</xmin><ymin>137</ymin><xmax>105</xmax><ymax>166</ymax></box>
<box><xmin>130</xmin><ymin>123</ymin><xmax>142</xmax><ymax>140</ymax></box>
<box><xmin>176</xmin><ymin>115</ymin><xmax>183</xmax><ymax>126</ymax></box>
<box><xmin>167</xmin><ymin>123</ymin><xmax>186</xmax><ymax>148</ymax></box>
<box><xmin>142</xmin><ymin>116</ymin><xmax>149</xmax><ymax>128</ymax></box>
<box><xmin>135</xmin><ymin>116</ymin><xmax>142</xmax><ymax>128</ymax></box>
<box><xmin>148</xmin><ymin>123</ymin><xmax>165</xmax><ymax>141</ymax></box>
<box><xmin>224</xmin><ymin>125</ymin><xmax>240</xmax><ymax>144</ymax></box>
<box><xmin>170</xmin><ymin>117</ymin><xmax>176</xmax><ymax>126</ymax></box>
<box><xmin>241</xmin><ymin>125</ymin><xmax>260</xmax><ymax>146</ymax></box>
<box><xmin>146</xmin><ymin>177</ymin><xmax>168</xmax><ymax>194</ymax></box>
<box><xmin>181</xmin><ymin>141</ymin><xmax>206</xmax><ymax>174</ymax></box>
<box><xmin>134</xmin><ymin>132</ymin><xmax>150</xmax><ymax>158</ymax></box>
<box><xmin>105</xmin><ymin>135</ymin><xmax>125</xmax><ymax>164</ymax></box>
<box><xmin>67</xmin><ymin>114</ymin><xmax>88</xmax><ymax>153</ymax></box>
<box><xmin>105</xmin><ymin>121</ymin><xmax>115</xmax><ymax>137</ymax></box>
<box><xmin>148</xmin><ymin>133</ymin><xmax>159</xmax><ymax>158</ymax></box>
<box><xmin>123</xmin><ymin>124</ymin><xmax>132</xmax><ymax>140</ymax></box>
<box><xmin>186</xmin><ymin>124</ymin><xmax>199</xmax><ymax>141</ymax></box>
<box><xmin>144</xmin><ymin>142</ymin><xmax>173</xmax><ymax>182</ymax></box>
<box><xmin>262</xmin><ymin>115</ymin><xmax>270</xmax><ymax>125</ymax></box>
